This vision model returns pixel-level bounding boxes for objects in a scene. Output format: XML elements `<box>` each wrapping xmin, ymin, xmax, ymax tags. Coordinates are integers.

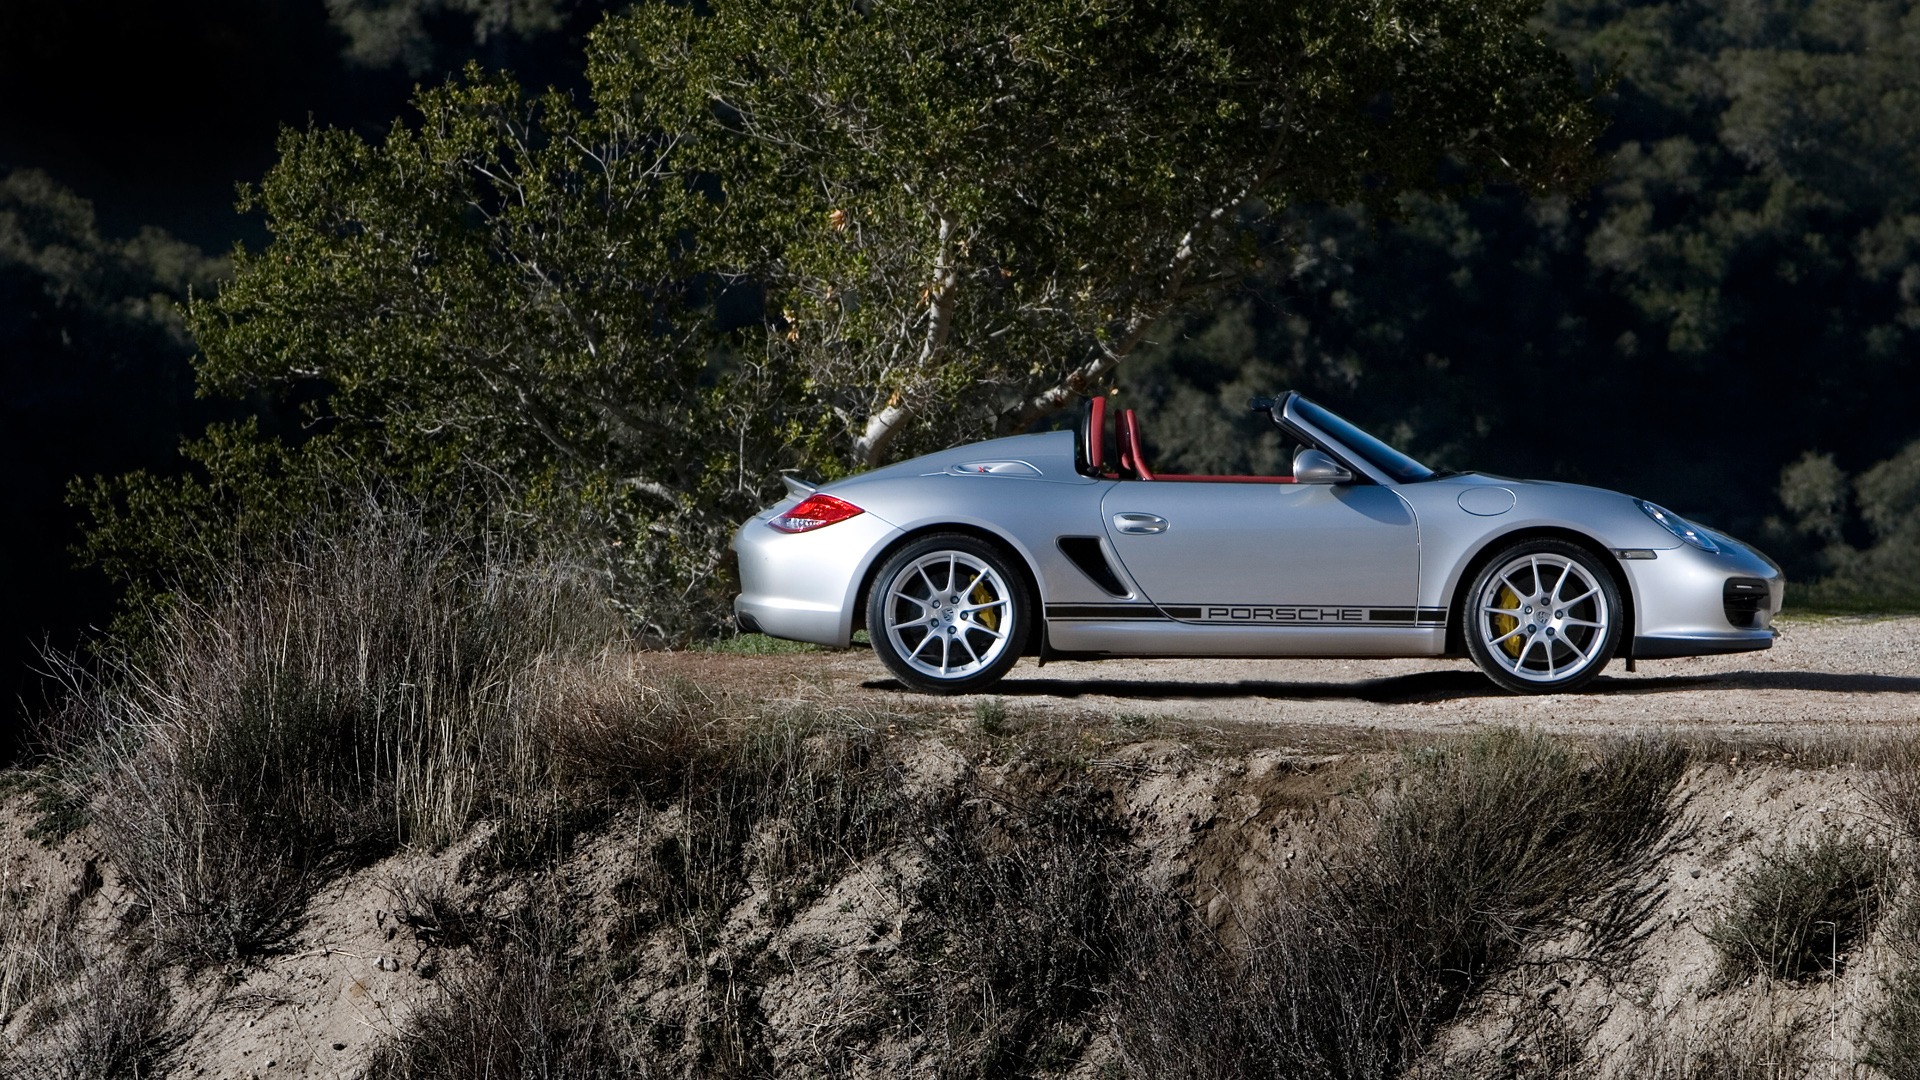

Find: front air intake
<box><xmin>1723</xmin><ymin>577</ymin><xmax>1770</xmax><ymax>628</ymax></box>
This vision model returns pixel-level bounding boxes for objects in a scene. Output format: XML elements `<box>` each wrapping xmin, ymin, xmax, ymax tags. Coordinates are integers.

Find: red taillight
<box><xmin>768</xmin><ymin>493</ymin><xmax>864</xmax><ymax>533</ymax></box>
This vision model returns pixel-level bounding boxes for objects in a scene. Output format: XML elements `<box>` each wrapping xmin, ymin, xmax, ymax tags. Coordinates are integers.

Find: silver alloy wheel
<box><xmin>1475</xmin><ymin>551</ymin><xmax>1612</xmax><ymax>685</ymax></box>
<box><xmin>881</xmin><ymin>550</ymin><xmax>1015</xmax><ymax>681</ymax></box>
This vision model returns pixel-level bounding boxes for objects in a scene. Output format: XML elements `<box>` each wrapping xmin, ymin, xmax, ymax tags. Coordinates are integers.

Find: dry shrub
<box><xmin>1616</xmin><ymin>1004</ymin><xmax>1813</xmax><ymax>1080</ymax></box>
<box><xmin>67</xmin><ymin>509</ymin><xmax>619</xmax><ymax>963</ymax></box>
<box><xmin>1867</xmin><ymin>736</ymin><xmax>1920</xmax><ymax>842</ymax></box>
<box><xmin>611</xmin><ymin>707</ymin><xmax>903</xmax><ymax>952</ymax></box>
<box><xmin>1706</xmin><ymin>831</ymin><xmax>1887</xmax><ymax>983</ymax></box>
<box><xmin>0</xmin><ymin>878</ymin><xmax>82</xmax><ymax>1027</ymax></box>
<box><xmin>1110</xmin><ymin>731</ymin><xmax>1689</xmax><ymax>1080</ymax></box>
<box><xmin>1868</xmin><ymin>963</ymin><xmax>1920</xmax><ymax>1079</ymax></box>
<box><xmin>887</xmin><ymin>779</ymin><xmax>1138</xmax><ymax>1079</ymax></box>
<box><xmin>366</xmin><ymin>903</ymin><xmax>640</xmax><ymax>1080</ymax></box>
<box><xmin>0</xmin><ymin>956</ymin><xmax>171</xmax><ymax>1080</ymax></box>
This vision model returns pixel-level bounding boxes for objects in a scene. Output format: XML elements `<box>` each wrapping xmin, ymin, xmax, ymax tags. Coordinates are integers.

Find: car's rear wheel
<box><xmin>866</xmin><ymin>534</ymin><xmax>1029</xmax><ymax>694</ymax></box>
<box><xmin>1464</xmin><ymin>539</ymin><xmax>1623</xmax><ymax>694</ymax></box>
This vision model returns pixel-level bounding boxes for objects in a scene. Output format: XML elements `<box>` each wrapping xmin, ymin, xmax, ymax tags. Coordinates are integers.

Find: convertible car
<box><xmin>732</xmin><ymin>392</ymin><xmax>1783</xmax><ymax>694</ymax></box>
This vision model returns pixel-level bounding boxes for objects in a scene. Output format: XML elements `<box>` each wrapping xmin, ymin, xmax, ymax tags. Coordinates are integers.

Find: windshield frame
<box><xmin>1280</xmin><ymin>394</ymin><xmax>1436</xmax><ymax>484</ymax></box>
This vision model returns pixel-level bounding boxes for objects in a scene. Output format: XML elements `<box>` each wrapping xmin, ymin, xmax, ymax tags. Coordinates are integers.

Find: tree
<box><xmin>92</xmin><ymin>0</ymin><xmax>1604</xmax><ymax>636</ymax></box>
<box><xmin>597</xmin><ymin>0</ymin><xmax>1603</xmax><ymax>466</ymax></box>
<box><xmin>1123</xmin><ymin>0</ymin><xmax>1920</xmax><ymax>577</ymax></box>
<box><xmin>91</xmin><ymin>73</ymin><xmax>794</xmax><ymax>638</ymax></box>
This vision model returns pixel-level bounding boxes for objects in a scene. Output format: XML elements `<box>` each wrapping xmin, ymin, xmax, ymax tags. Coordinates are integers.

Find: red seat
<box><xmin>1085</xmin><ymin>396</ymin><xmax>1106</xmax><ymax>473</ymax></box>
<box><xmin>1114</xmin><ymin>408</ymin><xmax>1294</xmax><ymax>482</ymax></box>
<box><xmin>1117</xmin><ymin>408</ymin><xmax>1155</xmax><ymax>480</ymax></box>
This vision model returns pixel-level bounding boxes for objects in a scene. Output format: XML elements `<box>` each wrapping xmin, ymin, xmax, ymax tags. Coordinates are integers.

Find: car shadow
<box><xmin>860</xmin><ymin>669</ymin><xmax>1920</xmax><ymax>705</ymax></box>
<box><xmin>864</xmin><ymin>670</ymin><xmax>1499</xmax><ymax>703</ymax></box>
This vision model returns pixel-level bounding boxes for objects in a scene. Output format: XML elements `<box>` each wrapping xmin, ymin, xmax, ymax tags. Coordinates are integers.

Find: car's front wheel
<box><xmin>866</xmin><ymin>534</ymin><xmax>1029</xmax><ymax>694</ymax></box>
<box><xmin>1464</xmin><ymin>539</ymin><xmax>1623</xmax><ymax>694</ymax></box>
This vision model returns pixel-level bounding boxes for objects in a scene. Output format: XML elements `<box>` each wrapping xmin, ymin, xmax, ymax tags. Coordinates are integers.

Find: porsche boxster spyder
<box><xmin>732</xmin><ymin>392</ymin><xmax>1783</xmax><ymax>694</ymax></box>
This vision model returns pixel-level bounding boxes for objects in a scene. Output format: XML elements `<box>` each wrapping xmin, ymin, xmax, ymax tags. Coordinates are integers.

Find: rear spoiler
<box><xmin>781</xmin><ymin>474</ymin><xmax>819</xmax><ymax>497</ymax></box>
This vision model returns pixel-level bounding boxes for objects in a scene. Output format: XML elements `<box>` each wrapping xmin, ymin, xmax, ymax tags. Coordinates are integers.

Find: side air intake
<box><xmin>1057</xmin><ymin>536</ymin><xmax>1130</xmax><ymax>597</ymax></box>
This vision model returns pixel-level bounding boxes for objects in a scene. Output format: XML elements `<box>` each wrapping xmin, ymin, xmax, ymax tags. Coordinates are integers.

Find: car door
<box><xmin>1098</xmin><ymin>479</ymin><xmax>1423</xmax><ymax>629</ymax></box>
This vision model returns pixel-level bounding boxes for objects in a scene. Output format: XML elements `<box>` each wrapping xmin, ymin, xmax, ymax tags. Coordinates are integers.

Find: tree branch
<box><xmin>851</xmin><ymin>213</ymin><xmax>960</xmax><ymax>467</ymax></box>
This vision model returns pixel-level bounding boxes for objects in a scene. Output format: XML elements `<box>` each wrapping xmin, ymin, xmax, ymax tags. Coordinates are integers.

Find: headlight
<box><xmin>1636</xmin><ymin>500</ymin><xmax>1720</xmax><ymax>553</ymax></box>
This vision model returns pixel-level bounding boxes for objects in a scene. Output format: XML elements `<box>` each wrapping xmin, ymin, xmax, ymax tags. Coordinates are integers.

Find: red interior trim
<box><xmin>1121</xmin><ymin>409</ymin><xmax>1154</xmax><ymax>480</ymax></box>
<box><xmin>1087</xmin><ymin>396</ymin><xmax>1106</xmax><ymax>471</ymax></box>
<box><xmin>1152</xmin><ymin>474</ymin><xmax>1297</xmax><ymax>484</ymax></box>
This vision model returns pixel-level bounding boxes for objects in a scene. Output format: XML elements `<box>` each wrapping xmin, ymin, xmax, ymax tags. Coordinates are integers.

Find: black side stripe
<box><xmin>1046</xmin><ymin>604</ymin><xmax>1447</xmax><ymax>626</ymax></box>
<box><xmin>1045</xmin><ymin>604</ymin><xmax>1169</xmax><ymax>620</ymax></box>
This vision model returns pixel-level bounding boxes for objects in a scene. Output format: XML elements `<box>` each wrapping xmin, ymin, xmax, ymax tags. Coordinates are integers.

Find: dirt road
<box><xmin>658</xmin><ymin>615</ymin><xmax>1920</xmax><ymax>737</ymax></box>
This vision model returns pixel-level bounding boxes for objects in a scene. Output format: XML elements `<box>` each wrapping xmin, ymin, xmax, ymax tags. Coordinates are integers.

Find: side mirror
<box><xmin>1293</xmin><ymin>449</ymin><xmax>1354</xmax><ymax>485</ymax></box>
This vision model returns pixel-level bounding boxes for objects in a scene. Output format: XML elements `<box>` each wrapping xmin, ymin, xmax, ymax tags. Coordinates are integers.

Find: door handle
<box><xmin>1112</xmin><ymin>512</ymin><xmax>1169</xmax><ymax>535</ymax></box>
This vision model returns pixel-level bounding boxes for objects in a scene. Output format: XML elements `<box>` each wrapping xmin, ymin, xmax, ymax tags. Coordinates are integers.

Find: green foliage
<box><xmin>1708</xmin><ymin>832</ymin><xmax>1888</xmax><ymax>983</ymax></box>
<box><xmin>1773</xmin><ymin>440</ymin><xmax>1920</xmax><ymax>609</ymax></box>
<box><xmin>596</xmin><ymin>0</ymin><xmax>1600</xmax><ymax>465</ymax></box>
<box><xmin>2</xmin><ymin>168</ymin><xmax>228</xmax><ymax>717</ymax></box>
<box><xmin>325</xmin><ymin>0</ymin><xmax>593</xmax><ymax>74</ymax></box>
<box><xmin>1124</xmin><ymin>0</ymin><xmax>1920</xmax><ymax>578</ymax></box>
<box><xmin>111</xmin><ymin>71</ymin><xmax>802</xmax><ymax>639</ymax></box>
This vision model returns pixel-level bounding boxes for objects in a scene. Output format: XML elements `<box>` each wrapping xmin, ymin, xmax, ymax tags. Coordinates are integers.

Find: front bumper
<box><xmin>1620</xmin><ymin>538</ymin><xmax>1784</xmax><ymax>659</ymax></box>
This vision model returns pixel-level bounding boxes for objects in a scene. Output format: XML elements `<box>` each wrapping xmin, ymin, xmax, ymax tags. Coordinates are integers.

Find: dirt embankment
<box><xmin>3</xmin><ymin>616</ymin><xmax>1918</xmax><ymax>1078</ymax></box>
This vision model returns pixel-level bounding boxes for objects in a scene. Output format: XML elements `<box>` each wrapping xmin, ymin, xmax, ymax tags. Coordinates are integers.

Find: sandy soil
<box><xmin>654</xmin><ymin>614</ymin><xmax>1920</xmax><ymax>738</ymax></box>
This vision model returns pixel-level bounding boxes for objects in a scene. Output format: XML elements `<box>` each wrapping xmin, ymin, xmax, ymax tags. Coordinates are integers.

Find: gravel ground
<box><xmin>660</xmin><ymin>614</ymin><xmax>1920</xmax><ymax>738</ymax></box>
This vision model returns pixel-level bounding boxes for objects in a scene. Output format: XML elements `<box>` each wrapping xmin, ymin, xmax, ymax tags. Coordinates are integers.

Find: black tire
<box><xmin>1462</xmin><ymin>538</ymin><xmax>1623</xmax><ymax>694</ymax></box>
<box><xmin>865</xmin><ymin>533</ymin><xmax>1030</xmax><ymax>694</ymax></box>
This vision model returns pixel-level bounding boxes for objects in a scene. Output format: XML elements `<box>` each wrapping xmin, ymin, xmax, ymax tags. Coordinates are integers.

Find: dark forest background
<box><xmin>5</xmin><ymin>0</ymin><xmax>1919</xmax><ymax>753</ymax></box>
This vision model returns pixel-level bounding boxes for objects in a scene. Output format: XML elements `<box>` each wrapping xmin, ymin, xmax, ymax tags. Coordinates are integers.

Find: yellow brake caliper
<box><xmin>1493</xmin><ymin>586</ymin><xmax>1522</xmax><ymax>657</ymax></box>
<box><xmin>972</xmin><ymin>581</ymin><xmax>1000</xmax><ymax>633</ymax></box>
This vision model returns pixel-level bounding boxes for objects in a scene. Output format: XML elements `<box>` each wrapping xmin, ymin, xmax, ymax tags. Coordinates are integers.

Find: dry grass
<box><xmin>1108</xmin><ymin>731</ymin><xmax>1689</xmax><ymax>1080</ymax></box>
<box><xmin>890</xmin><ymin>779</ymin><xmax>1138</xmax><ymax>1078</ymax></box>
<box><xmin>53</xmin><ymin>510</ymin><xmax>621</xmax><ymax>963</ymax></box>
<box><xmin>1706</xmin><ymin>832</ymin><xmax>1887</xmax><ymax>984</ymax></box>
<box><xmin>365</xmin><ymin>902</ymin><xmax>638</xmax><ymax>1080</ymax></box>
<box><xmin>0</xmin><ymin>954</ymin><xmax>171</xmax><ymax>1080</ymax></box>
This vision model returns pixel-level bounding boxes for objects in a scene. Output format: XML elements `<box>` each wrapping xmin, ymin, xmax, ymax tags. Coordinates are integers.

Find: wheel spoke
<box><xmin>1544</xmin><ymin>636</ymin><xmax>1558</xmax><ymax>679</ymax></box>
<box><xmin>1563</xmin><ymin>617</ymin><xmax>1603</xmax><ymax>629</ymax></box>
<box><xmin>1482</xmin><ymin>604</ymin><xmax>1523</xmax><ymax>616</ymax></box>
<box><xmin>893</xmin><ymin>594</ymin><xmax>933</xmax><ymax>618</ymax></box>
<box><xmin>1491</xmin><ymin>623</ymin><xmax>1526</xmax><ymax>647</ymax></box>
<box><xmin>1513</xmin><ymin>635</ymin><xmax>1537</xmax><ymax>670</ymax></box>
<box><xmin>961</xmin><ymin>598</ymin><xmax>1005</xmax><ymax>615</ymax></box>
<box><xmin>1551</xmin><ymin>561</ymin><xmax>1573</xmax><ymax>602</ymax></box>
<box><xmin>1565</xmin><ymin>634</ymin><xmax>1595</xmax><ymax>665</ymax></box>
<box><xmin>957</xmin><ymin>632</ymin><xmax>981</xmax><ymax>665</ymax></box>
<box><xmin>1560</xmin><ymin>587</ymin><xmax>1599</xmax><ymax>608</ymax></box>
<box><xmin>907</xmin><ymin>631</ymin><xmax>937</xmax><ymax>661</ymax></box>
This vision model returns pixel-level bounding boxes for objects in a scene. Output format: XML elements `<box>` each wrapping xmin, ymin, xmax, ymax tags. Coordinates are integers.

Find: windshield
<box><xmin>1290</xmin><ymin>396</ymin><xmax>1435</xmax><ymax>483</ymax></box>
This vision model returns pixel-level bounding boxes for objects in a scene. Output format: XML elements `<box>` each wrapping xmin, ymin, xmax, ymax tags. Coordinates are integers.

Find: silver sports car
<box><xmin>732</xmin><ymin>392</ymin><xmax>1783</xmax><ymax>694</ymax></box>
